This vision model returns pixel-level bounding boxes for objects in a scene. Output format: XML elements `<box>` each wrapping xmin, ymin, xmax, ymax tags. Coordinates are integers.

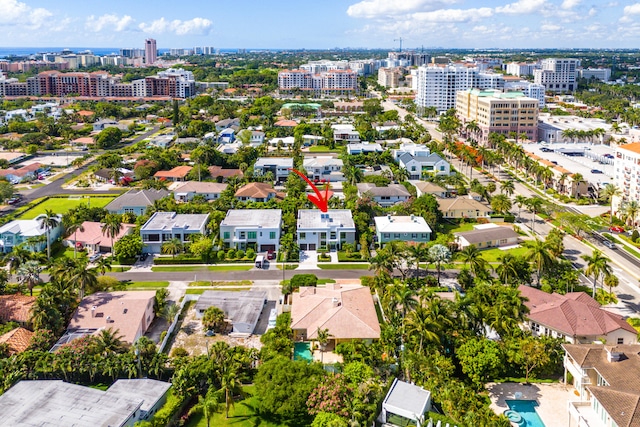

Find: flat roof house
<box><xmin>303</xmin><ymin>156</ymin><xmax>345</xmax><ymax>181</ymax></box>
<box><xmin>64</xmin><ymin>221</ymin><xmax>135</xmax><ymax>254</ymax></box>
<box><xmin>291</xmin><ymin>284</ymin><xmax>380</xmax><ymax>345</ymax></box>
<box><xmin>0</xmin><ymin>379</ymin><xmax>171</xmax><ymax>426</ymax></box>
<box><xmin>194</xmin><ymin>289</ymin><xmax>267</xmax><ymax>334</ymax></box>
<box><xmin>297</xmin><ymin>209</ymin><xmax>356</xmax><ymax>251</ymax></box>
<box><xmin>0</xmin><ymin>214</ymin><xmax>63</xmax><ymax>254</ymax></box>
<box><xmin>153</xmin><ymin>165</ymin><xmax>192</xmax><ymax>182</ymax></box>
<box><xmin>375</xmin><ymin>215</ymin><xmax>432</xmax><ymax>245</ymax></box>
<box><xmin>105</xmin><ymin>189</ymin><xmax>170</xmax><ymax>215</ymax></box>
<box><xmin>520</xmin><ymin>285</ymin><xmax>637</xmax><ymax>345</ymax></box>
<box><xmin>140</xmin><ymin>212</ymin><xmax>209</xmax><ymax>254</ymax></box>
<box><xmin>220</xmin><ymin>209</ymin><xmax>282</xmax><ymax>252</ymax></box>
<box><xmin>454</xmin><ymin>224</ymin><xmax>519</xmax><ymax>249</ymax></box>
<box><xmin>173</xmin><ymin>181</ymin><xmax>228</xmax><ymax>202</ymax></box>
<box><xmin>253</xmin><ymin>157</ymin><xmax>293</xmax><ymax>183</ymax></box>
<box><xmin>378</xmin><ymin>378</ymin><xmax>432</xmax><ymax>427</ymax></box>
<box><xmin>346</xmin><ymin>142</ymin><xmax>383</xmax><ymax>155</ymax></box>
<box><xmin>66</xmin><ymin>291</ymin><xmax>156</xmax><ymax>344</ymax></box>
<box><xmin>357</xmin><ymin>183</ymin><xmax>411</xmax><ymax>207</ymax></box>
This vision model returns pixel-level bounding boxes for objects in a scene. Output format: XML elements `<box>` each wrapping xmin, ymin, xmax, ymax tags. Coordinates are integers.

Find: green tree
<box><xmin>101</xmin><ymin>214</ymin><xmax>123</xmax><ymax>259</ymax></box>
<box><xmin>189</xmin><ymin>236</ymin><xmax>214</xmax><ymax>263</ymax></box>
<box><xmin>114</xmin><ymin>234</ymin><xmax>143</xmax><ymax>261</ymax></box>
<box><xmin>507</xmin><ymin>336</ymin><xmax>551</xmax><ymax>383</ymax></box>
<box><xmin>491</xmin><ymin>194</ymin><xmax>512</xmax><ymax>214</ymax></box>
<box><xmin>95</xmin><ymin>127</ymin><xmax>123</xmax><ymax>149</ymax></box>
<box><xmin>581</xmin><ymin>249</ymin><xmax>612</xmax><ymax>298</ymax></box>
<box><xmin>202</xmin><ymin>306</ymin><xmax>226</xmax><ymax>332</ymax></box>
<box><xmin>16</xmin><ymin>260</ymin><xmax>42</xmax><ymax>296</ymax></box>
<box><xmin>188</xmin><ymin>389</ymin><xmax>222</xmax><ymax>427</ymax></box>
<box><xmin>524</xmin><ymin>239</ymin><xmax>554</xmax><ymax>287</ymax></box>
<box><xmin>69</xmin><ymin>262</ymin><xmax>98</xmax><ymax>299</ymax></box>
<box><xmin>500</xmin><ymin>180</ymin><xmax>515</xmax><ymax>196</ymax></box>
<box><xmin>63</xmin><ymin>214</ymin><xmax>84</xmax><ymax>259</ymax></box>
<box><xmin>161</xmin><ymin>238</ymin><xmax>183</xmax><ymax>258</ymax></box>
<box><xmin>38</xmin><ymin>209</ymin><xmax>60</xmax><ymax>260</ymax></box>
<box><xmin>0</xmin><ymin>180</ymin><xmax>14</xmax><ymax>202</ymax></box>
<box><xmin>457</xmin><ymin>245</ymin><xmax>488</xmax><ymax>279</ymax></box>
<box><xmin>428</xmin><ymin>244</ymin><xmax>451</xmax><ymax>285</ymax></box>
<box><xmin>457</xmin><ymin>338</ymin><xmax>504</xmax><ymax>388</ymax></box>
<box><xmin>600</xmin><ymin>183</ymin><xmax>621</xmax><ymax>227</ymax></box>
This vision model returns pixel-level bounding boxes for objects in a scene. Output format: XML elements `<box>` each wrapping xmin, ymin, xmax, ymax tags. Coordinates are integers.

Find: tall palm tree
<box><xmin>514</xmin><ymin>195</ymin><xmax>527</xmax><ymax>221</ymax></box>
<box><xmin>600</xmin><ymin>183</ymin><xmax>622</xmax><ymax>227</ymax></box>
<box><xmin>524</xmin><ymin>239</ymin><xmax>554</xmax><ymax>287</ymax></box>
<box><xmin>457</xmin><ymin>245</ymin><xmax>488</xmax><ymax>278</ymax></box>
<box><xmin>161</xmin><ymin>238</ymin><xmax>183</xmax><ymax>259</ymax></box>
<box><xmin>95</xmin><ymin>257</ymin><xmax>113</xmax><ymax>276</ymax></box>
<box><xmin>315</xmin><ymin>328</ymin><xmax>332</xmax><ymax>364</ymax></box>
<box><xmin>491</xmin><ymin>194</ymin><xmax>513</xmax><ymax>215</ymax></box>
<box><xmin>16</xmin><ymin>260</ymin><xmax>42</xmax><ymax>296</ymax></box>
<box><xmin>604</xmin><ymin>273</ymin><xmax>619</xmax><ymax>299</ymax></box>
<box><xmin>70</xmin><ymin>262</ymin><xmax>98</xmax><ymax>299</ymax></box>
<box><xmin>500</xmin><ymin>180</ymin><xmax>515</xmax><ymax>196</ymax></box>
<box><xmin>101</xmin><ymin>214</ymin><xmax>123</xmax><ymax>260</ymax></box>
<box><xmin>571</xmin><ymin>173</ymin><xmax>585</xmax><ymax>198</ymax></box>
<box><xmin>495</xmin><ymin>253</ymin><xmax>521</xmax><ymax>285</ymax></box>
<box><xmin>38</xmin><ymin>209</ymin><xmax>60</xmax><ymax>260</ymax></box>
<box><xmin>623</xmin><ymin>200</ymin><xmax>640</xmax><ymax>228</ymax></box>
<box><xmin>581</xmin><ymin>250</ymin><xmax>612</xmax><ymax>298</ymax></box>
<box><xmin>525</xmin><ymin>197</ymin><xmax>545</xmax><ymax>234</ymax></box>
<box><xmin>3</xmin><ymin>245</ymin><xmax>33</xmax><ymax>274</ymax></box>
<box><xmin>63</xmin><ymin>214</ymin><xmax>85</xmax><ymax>259</ymax></box>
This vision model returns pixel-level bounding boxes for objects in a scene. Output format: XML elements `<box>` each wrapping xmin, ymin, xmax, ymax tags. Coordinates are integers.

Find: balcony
<box><xmin>568</xmin><ymin>401</ymin><xmax>605</xmax><ymax>427</ymax></box>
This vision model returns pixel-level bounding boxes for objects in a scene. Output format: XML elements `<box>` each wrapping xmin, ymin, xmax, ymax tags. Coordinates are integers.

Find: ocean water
<box><xmin>0</xmin><ymin>47</ymin><xmax>170</xmax><ymax>58</ymax></box>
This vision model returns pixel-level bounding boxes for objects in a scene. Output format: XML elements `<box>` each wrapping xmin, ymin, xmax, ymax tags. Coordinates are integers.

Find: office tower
<box><xmin>145</xmin><ymin>39</ymin><xmax>157</xmax><ymax>65</ymax></box>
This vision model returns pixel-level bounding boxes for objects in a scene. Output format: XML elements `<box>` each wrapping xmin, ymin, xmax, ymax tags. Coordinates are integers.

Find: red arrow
<box><xmin>289</xmin><ymin>168</ymin><xmax>333</xmax><ymax>212</ymax></box>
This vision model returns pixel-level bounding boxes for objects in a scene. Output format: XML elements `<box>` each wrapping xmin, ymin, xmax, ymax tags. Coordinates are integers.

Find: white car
<box><xmin>89</xmin><ymin>253</ymin><xmax>102</xmax><ymax>262</ymax></box>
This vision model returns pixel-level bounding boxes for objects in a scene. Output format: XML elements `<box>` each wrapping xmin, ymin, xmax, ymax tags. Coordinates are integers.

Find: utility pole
<box><xmin>394</xmin><ymin>37</ymin><xmax>403</xmax><ymax>52</ymax></box>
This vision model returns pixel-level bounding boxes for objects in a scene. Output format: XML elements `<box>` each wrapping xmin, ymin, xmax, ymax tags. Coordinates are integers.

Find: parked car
<box><xmin>267</xmin><ymin>251</ymin><xmax>276</xmax><ymax>260</ymax></box>
<box><xmin>89</xmin><ymin>253</ymin><xmax>102</xmax><ymax>262</ymax></box>
<box><xmin>603</xmin><ymin>240</ymin><xmax>617</xmax><ymax>249</ymax></box>
<box><xmin>591</xmin><ymin>169</ymin><xmax>603</xmax><ymax>174</ymax></box>
<box><xmin>609</xmin><ymin>226</ymin><xmax>625</xmax><ymax>233</ymax></box>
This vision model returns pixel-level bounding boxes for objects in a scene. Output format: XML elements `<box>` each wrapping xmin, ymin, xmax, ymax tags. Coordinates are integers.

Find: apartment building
<box><xmin>145</xmin><ymin>38</ymin><xmax>157</xmax><ymax>65</ymax></box>
<box><xmin>414</xmin><ymin>64</ymin><xmax>504</xmax><ymax>113</ymax></box>
<box><xmin>504</xmin><ymin>80</ymin><xmax>546</xmax><ymax>108</ymax></box>
<box><xmin>377</xmin><ymin>67</ymin><xmax>404</xmax><ymax>88</ymax></box>
<box><xmin>613</xmin><ymin>142</ymin><xmax>640</xmax><ymax>215</ymax></box>
<box><xmin>579</xmin><ymin>68</ymin><xmax>612</xmax><ymax>82</ymax></box>
<box><xmin>505</xmin><ymin>62</ymin><xmax>538</xmax><ymax>77</ymax></box>
<box><xmin>456</xmin><ymin>89</ymin><xmax>539</xmax><ymax>144</ymax></box>
<box><xmin>132</xmin><ymin>68</ymin><xmax>195</xmax><ymax>98</ymax></box>
<box><xmin>534</xmin><ymin>58</ymin><xmax>580</xmax><ymax>93</ymax></box>
<box><xmin>278</xmin><ymin>69</ymin><xmax>358</xmax><ymax>95</ymax></box>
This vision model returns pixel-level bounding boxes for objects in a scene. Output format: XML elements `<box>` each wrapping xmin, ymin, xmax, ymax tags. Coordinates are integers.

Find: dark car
<box><xmin>267</xmin><ymin>251</ymin><xmax>276</xmax><ymax>260</ymax></box>
<box><xmin>591</xmin><ymin>169</ymin><xmax>603</xmax><ymax>174</ymax></box>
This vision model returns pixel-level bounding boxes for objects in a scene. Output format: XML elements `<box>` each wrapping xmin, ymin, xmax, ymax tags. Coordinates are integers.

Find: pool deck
<box><xmin>487</xmin><ymin>382</ymin><xmax>576</xmax><ymax>427</ymax></box>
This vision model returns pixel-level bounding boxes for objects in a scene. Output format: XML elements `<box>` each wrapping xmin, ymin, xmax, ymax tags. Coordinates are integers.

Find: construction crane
<box><xmin>394</xmin><ymin>37</ymin><xmax>404</xmax><ymax>52</ymax></box>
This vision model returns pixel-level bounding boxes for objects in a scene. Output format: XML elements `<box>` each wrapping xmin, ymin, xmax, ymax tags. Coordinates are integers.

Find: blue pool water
<box><xmin>293</xmin><ymin>342</ymin><xmax>313</xmax><ymax>362</ymax></box>
<box><xmin>506</xmin><ymin>400</ymin><xmax>546</xmax><ymax>427</ymax></box>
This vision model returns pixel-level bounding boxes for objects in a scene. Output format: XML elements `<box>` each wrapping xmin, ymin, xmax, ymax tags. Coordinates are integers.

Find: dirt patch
<box><xmin>171</xmin><ymin>304</ymin><xmax>263</xmax><ymax>356</ymax></box>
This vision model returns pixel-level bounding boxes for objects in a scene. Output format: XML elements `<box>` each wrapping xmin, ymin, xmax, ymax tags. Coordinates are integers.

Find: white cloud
<box><xmin>412</xmin><ymin>7</ymin><xmax>493</xmax><ymax>23</ymax></box>
<box><xmin>561</xmin><ymin>0</ymin><xmax>581</xmax><ymax>9</ymax></box>
<box><xmin>624</xmin><ymin>3</ymin><xmax>640</xmax><ymax>14</ymax></box>
<box><xmin>495</xmin><ymin>0</ymin><xmax>547</xmax><ymax>14</ymax></box>
<box><xmin>346</xmin><ymin>0</ymin><xmax>457</xmax><ymax>18</ymax></box>
<box><xmin>540</xmin><ymin>23</ymin><xmax>561</xmax><ymax>31</ymax></box>
<box><xmin>139</xmin><ymin>17</ymin><xmax>212</xmax><ymax>35</ymax></box>
<box><xmin>0</xmin><ymin>0</ymin><xmax>53</xmax><ymax>27</ymax></box>
<box><xmin>86</xmin><ymin>14</ymin><xmax>135</xmax><ymax>32</ymax></box>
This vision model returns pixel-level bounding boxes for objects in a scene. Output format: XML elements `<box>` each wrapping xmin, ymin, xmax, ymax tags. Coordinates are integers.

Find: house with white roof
<box><xmin>297</xmin><ymin>209</ymin><xmax>356</xmax><ymax>251</ymax></box>
<box><xmin>398</xmin><ymin>152</ymin><xmax>450</xmax><ymax>179</ymax></box>
<box><xmin>219</xmin><ymin>209</ymin><xmax>282</xmax><ymax>252</ymax></box>
<box><xmin>303</xmin><ymin>156</ymin><xmax>345</xmax><ymax>181</ymax></box>
<box><xmin>253</xmin><ymin>157</ymin><xmax>294</xmax><ymax>183</ymax></box>
<box><xmin>140</xmin><ymin>212</ymin><xmax>209</xmax><ymax>254</ymax></box>
<box><xmin>173</xmin><ymin>182</ymin><xmax>228</xmax><ymax>202</ymax></box>
<box><xmin>268</xmin><ymin>136</ymin><xmax>295</xmax><ymax>148</ymax></box>
<box><xmin>346</xmin><ymin>142</ymin><xmax>383</xmax><ymax>155</ymax></box>
<box><xmin>392</xmin><ymin>142</ymin><xmax>431</xmax><ymax>161</ymax></box>
<box><xmin>217</xmin><ymin>127</ymin><xmax>236</xmax><ymax>144</ymax></box>
<box><xmin>454</xmin><ymin>224</ymin><xmax>519</xmax><ymax>249</ymax></box>
<box><xmin>195</xmin><ymin>289</ymin><xmax>267</xmax><ymax>334</ymax></box>
<box><xmin>332</xmin><ymin>124</ymin><xmax>360</xmax><ymax>143</ymax></box>
<box><xmin>0</xmin><ymin>214</ymin><xmax>63</xmax><ymax>254</ymax></box>
<box><xmin>374</xmin><ymin>215</ymin><xmax>432</xmax><ymax>245</ymax></box>
<box><xmin>357</xmin><ymin>183</ymin><xmax>411</xmax><ymax>207</ymax></box>
<box><xmin>378</xmin><ymin>378</ymin><xmax>432</xmax><ymax>427</ymax></box>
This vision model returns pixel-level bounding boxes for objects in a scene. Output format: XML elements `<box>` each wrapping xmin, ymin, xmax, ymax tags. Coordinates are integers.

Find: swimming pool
<box><xmin>506</xmin><ymin>400</ymin><xmax>546</xmax><ymax>427</ymax></box>
<box><xmin>293</xmin><ymin>342</ymin><xmax>313</xmax><ymax>362</ymax></box>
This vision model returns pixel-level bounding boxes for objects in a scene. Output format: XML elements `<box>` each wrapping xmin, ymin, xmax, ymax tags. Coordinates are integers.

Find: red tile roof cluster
<box><xmin>0</xmin><ymin>295</ymin><xmax>36</xmax><ymax>324</ymax></box>
<box><xmin>0</xmin><ymin>327</ymin><xmax>33</xmax><ymax>355</ymax></box>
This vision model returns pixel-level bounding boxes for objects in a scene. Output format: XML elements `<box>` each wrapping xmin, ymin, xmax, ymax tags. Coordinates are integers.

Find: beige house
<box><xmin>413</xmin><ymin>181</ymin><xmax>449</xmax><ymax>198</ymax></box>
<box><xmin>454</xmin><ymin>225</ymin><xmax>519</xmax><ymax>249</ymax></box>
<box><xmin>291</xmin><ymin>284</ymin><xmax>380</xmax><ymax>346</ymax></box>
<box><xmin>519</xmin><ymin>285</ymin><xmax>637</xmax><ymax>345</ymax></box>
<box><xmin>437</xmin><ymin>197</ymin><xmax>492</xmax><ymax>219</ymax></box>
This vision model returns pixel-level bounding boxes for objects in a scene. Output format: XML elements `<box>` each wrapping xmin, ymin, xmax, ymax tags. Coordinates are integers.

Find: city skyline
<box><xmin>1</xmin><ymin>0</ymin><xmax>640</xmax><ymax>50</ymax></box>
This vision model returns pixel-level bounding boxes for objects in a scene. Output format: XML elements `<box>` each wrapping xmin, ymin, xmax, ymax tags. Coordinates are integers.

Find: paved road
<box><xmin>109</xmin><ymin>268</ymin><xmax>373</xmax><ymax>282</ymax></box>
<box><xmin>19</xmin><ymin>125</ymin><xmax>160</xmax><ymax>202</ymax></box>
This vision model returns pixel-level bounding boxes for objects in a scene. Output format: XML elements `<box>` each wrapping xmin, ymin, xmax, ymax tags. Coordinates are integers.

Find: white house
<box><xmin>268</xmin><ymin>136</ymin><xmax>295</xmax><ymax>148</ymax></box>
<box><xmin>297</xmin><ymin>209</ymin><xmax>356</xmax><ymax>251</ymax></box>
<box><xmin>303</xmin><ymin>156</ymin><xmax>344</xmax><ymax>181</ymax></box>
<box><xmin>357</xmin><ymin>183</ymin><xmax>411</xmax><ymax>207</ymax></box>
<box><xmin>393</xmin><ymin>142</ymin><xmax>432</xmax><ymax>161</ymax></box>
<box><xmin>173</xmin><ymin>182</ymin><xmax>228</xmax><ymax>202</ymax></box>
<box><xmin>377</xmin><ymin>378</ymin><xmax>431</xmax><ymax>427</ymax></box>
<box><xmin>346</xmin><ymin>142</ymin><xmax>383</xmax><ymax>155</ymax></box>
<box><xmin>454</xmin><ymin>224</ymin><xmax>520</xmax><ymax>249</ymax></box>
<box><xmin>219</xmin><ymin>209</ymin><xmax>282</xmax><ymax>252</ymax></box>
<box><xmin>374</xmin><ymin>215</ymin><xmax>432</xmax><ymax>246</ymax></box>
<box><xmin>0</xmin><ymin>214</ymin><xmax>63</xmax><ymax>254</ymax></box>
<box><xmin>398</xmin><ymin>152</ymin><xmax>450</xmax><ymax>179</ymax></box>
<box><xmin>253</xmin><ymin>157</ymin><xmax>294</xmax><ymax>183</ymax></box>
<box><xmin>332</xmin><ymin>124</ymin><xmax>360</xmax><ymax>143</ymax></box>
<box><xmin>140</xmin><ymin>212</ymin><xmax>210</xmax><ymax>254</ymax></box>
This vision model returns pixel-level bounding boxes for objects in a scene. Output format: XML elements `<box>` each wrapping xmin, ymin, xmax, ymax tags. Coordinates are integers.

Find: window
<box><xmin>239</xmin><ymin>232</ymin><xmax>246</xmax><ymax>239</ymax></box>
<box><xmin>383</xmin><ymin>233</ymin><xmax>390</xmax><ymax>239</ymax></box>
<box><xmin>411</xmin><ymin>233</ymin><xmax>417</xmax><ymax>239</ymax></box>
<box><xmin>248</xmin><ymin>231</ymin><xmax>257</xmax><ymax>239</ymax></box>
<box><xmin>144</xmin><ymin>233</ymin><xmax>160</xmax><ymax>242</ymax></box>
<box><xmin>300</xmin><ymin>233</ymin><xmax>306</xmax><ymax>239</ymax></box>
<box><xmin>269</xmin><ymin>232</ymin><xmax>276</xmax><ymax>239</ymax></box>
<box><xmin>124</xmin><ymin>208</ymin><xmax>135</xmax><ymax>214</ymax></box>
<box><xmin>223</xmin><ymin>232</ymin><xmax>230</xmax><ymax>239</ymax></box>
<box><xmin>162</xmin><ymin>233</ymin><xmax>172</xmax><ymax>241</ymax></box>
<box><xmin>330</xmin><ymin>232</ymin><xmax>337</xmax><ymax>239</ymax></box>
<box><xmin>617</xmin><ymin>338</ymin><xmax>624</xmax><ymax>345</ymax></box>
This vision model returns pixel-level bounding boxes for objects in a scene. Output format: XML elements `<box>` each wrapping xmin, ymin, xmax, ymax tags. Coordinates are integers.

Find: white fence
<box><xmin>158</xmin><ymin>294</ymin><xmax>200</xmax><ymax>353</ymax></box>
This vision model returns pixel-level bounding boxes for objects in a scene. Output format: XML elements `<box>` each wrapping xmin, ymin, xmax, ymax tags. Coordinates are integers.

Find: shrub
<box><xmin>246</xmin><ymin>248</ymin><xmax>256</xmax><ymax>259</ymax></box>
<box><xmin>290</xmin><ymin>274</ymin><xmax>318</xmax><ymax>289</ymax></box>
<box><xmin>503</xmin><ymin>214</ymin><xmax>515</xmax><ymax>223</ymax></box>
<box><xmin>477</xmin><ymin>217</ymin><xmax>490</xmax><ymax>224</ymax></box>
<box><xmin>217</xmin><ymin>249</ymin><xmax>226</xmax><ymax>261</ymax></box>
<box><xmin>226</xmin><ymin>248</ymin><xmax>236</xmax><ymax>259</ymax></box>
<box><xmin>236</xmin><ymin>249</ymin><xmax>245</xmax><ymax>259</ymax></box>
<box><xmin>170</xmin><ymin>347</ymin><xmax>189</xmax><ymax>357</ymax></box>
<box><xmin>632</xmin><ymin>230</ymin><xmax>639</xmax><ymax>243</ymax></box>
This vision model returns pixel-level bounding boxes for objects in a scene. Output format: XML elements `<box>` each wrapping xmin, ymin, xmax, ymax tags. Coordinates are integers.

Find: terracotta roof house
<box><xmin>208</xmin><ymin>166</ymin><xmax>244</xmax><ymax>181</ymax></box>
<box><xmin>71</xmin><ymin>137</ymin><xmax>95</xmax><ymax>146</ymax></box>
<box><xmin>0</xmin><ymin>327</ymin><xmax>34</xmax><ymax>355</ymax></box>
<box><xmin>273</xmin><ymin>119</ymin><xmax>297</xmax><ymax>127</ymax></box>
<box><xmin>454</xmin><ymin>224</ymin><xmax>520</xmax><ymax>249</ymax></box>
<box><xmin>66</xmin><ymin>291</ymin><xmax>156</xmax><ymax>344</ymax></box>
<box><xmin>235</xmin><ymin>182</ymin><xmax>282</xmax><ymax>202</ymax></box>
<box><xmin>291</xmin><ymin>284</ymin><xmax>380</xmax><ymax>346</ymax></box>
<box><xmin>64</xmin><ymin>221</ymin><xmax>135</xmax><ymax>254</ymax></box>
<box><xmin>564</xmin><ymin>343</ymin><xmax>640</xmax><ymax>427</ymax></box>
<box><xmin>519</xmin><ymin>285</ymin><xmax>638</xmax><ymax>345</ymax></box>
<box><xmin>173</xmin><ymin>181</ymin><xmax>228</xmax><ymax>202</ymax></box>
<box><xmin>0</xmin><ymin>295</ymin><xmax>36</xmax><ymax>326</ymax></box>
<box><xmin>153</xmin><ymin>165</ymin><xmax>192</xmax><ymax>182</ymax></box>
<box><xmin>105</xmin><ymin>189</ymin><xmax>170</xmax><ymax>215</ymax></box>
<box><xmin>437</xmin><ymin>197</ymin><xmax>492</xmax><ymax>219</ymax></box>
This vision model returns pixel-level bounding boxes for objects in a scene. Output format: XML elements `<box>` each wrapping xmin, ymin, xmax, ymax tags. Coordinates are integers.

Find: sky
<box><xmin>1</xmin><ymin>0</ymin><xmax>640</xmax><ymax>50</ymax></box>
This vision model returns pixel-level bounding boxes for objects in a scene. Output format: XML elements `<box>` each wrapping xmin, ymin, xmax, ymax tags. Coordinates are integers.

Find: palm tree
<box><xmin>315</xmin><ymin>327</ymin><xmax>332</xmax><ymax>363</ymax></box>
<box><xmin>95</xmin><ymin>257</ymin><xmax>112</xmax><ymax>276</ymax></box>
<box><xmin>524</xmin><ymin>239</ymin><xmax>554</xmax><ymax>287</ymax></box>
<box><xmin>525</xmin><ymin>197</ymin><xmax>545</xmax><ymax>234</ymax></box>
<box><xmin>101</xmin><ymin>214</ymin><xmax>123</xmax><ymax>260</ymax></box>
<box><xmin>408</xmin><ymin>242</ymin><xmax>429</xmax><ymax>277</ymax></box>
<box><xmin>189</xmin><ymin>389</ymin><xmax>221</xmax><ymax>427</ymax></box>
<box><xmin>70</xmin><ymin>263</ymin><xmax>98</xmax><ymax>299</ymax></box>
<box><xmin>16</xmin><ymin>260</ymin><xmax>42</xmax><ymax>296</ymax></box>
<box><xmin>581</xmin><ymin>250</ymin><xmax>612</xmax><ymax>298</ymax></box>
<box><xmin>457</xmin><ymin>245</ymin><xmax>488</xmax><ymax>278</ymax></box>
<box><xmin>4</xmin><ymin>245</ymin><xmax>33</xmax><ymax>274</ymax></box>
<box><xmin>495</xmin><ymin>253</ymin><xmax>520</xmax><ymax>285</ymax></box>
<box><xmin>63</xmin><ymin>215</ymin><xmax>84</xmax><ymax>259</ymax></box>
<box><xmin>571</xmin><ymin>173</ymin><xmax>585</xmax><ymax>198</ymax></box>
<box><xmin>428</xmin><ymin>244</ymin><xmax>451</xmax><ymax>285</ymax></box>
<box><xmin>38</xmin><ymin>209</ymin><xmax>60</xmax><ymax>260</ymax></box>
<box><xmin>500</xmin><ymin>180</ymin><xmax>515</xmax><ymax>196</ymax></box>
<box><xmin>622</xmin><ymin>200</ymin><xmax>640</xmax><ymax>228</ymax></box>
<box><xmin>491</xmin><ymin>194</ymin><xmax>513</xmax><ymax>215</ymax></box>
<box><xmin>557</xmin><ymin>172</ymin><xmax>569</xmax><ymax>194</ymax></box>
<box><xmin>94</xmin><ymin>328</ymin><xmax>127</xmax><ymax>355</ymax></box>
<box><xmin>604</xmin><ymin>273</ymin><xmax>619</xmax><ymax>299</ymax></box>
<box><xmin>600</xmin><ymin>183</ymin><xmax>622</xmax><ymax>227</ymax></box>
<box><xmin>514</xmin><ymin>195</ymin><xmax>527</xmax><ymax>221</ymax></box>
<box><xmin>161</xmin><ymin>238</ymin><xmax>183</xmax><ymax>259</ymax></box>
<box><xmin>219</xmin><ymin>362</ymin><xmax>240</xmax><ymax>419</ymax></box>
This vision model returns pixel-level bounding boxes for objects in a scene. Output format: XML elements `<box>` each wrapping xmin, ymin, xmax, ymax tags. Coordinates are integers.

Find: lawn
<box><xmin>19</xmin><ymin>196</ymin><xmax>117</xmax><ymax>219</ymax></box>
<box><xmin>308</xmin><ymin>146</ymin><xmax>339</xmax><ymax>153</ymax></box>
<box><xmin>184</xmin><ymin>385</ymin><xmax>297</xmax><ymax>427</ymax></box>
<box><xmin>152</xmin><ymin>265</ymin><xmax>253</xmax><ymax>273</ymax></box>
<box><xmin>478</xmin><ymin>246</ymin><xmax>529</xmax><ymax>263</ymax></box>
<box><xmin>208</xmin><ymin>265</ymin><xmax>253</xmax><ymax>272</ymax></box>
<box><xmin>152</xmin><ymin>266</ymin><xmax>205</xmax><ymax>272</ymax></box>
<box><xmin>125</xmin><ymin>281</ymin><xmax>170</xmax><ymax>289</ymax></box>
<box><xmin>318</xmin><ymin>263</ymin><xmax>370</xmax><ymax>270</ymax></box>
<box><xmin>440</xmin><ymin>222</ymin><xmax>476</xmax><ymax>234</ymax></box>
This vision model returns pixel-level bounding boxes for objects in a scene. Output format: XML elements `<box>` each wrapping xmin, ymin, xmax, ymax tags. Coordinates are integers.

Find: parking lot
<box><xmin>27</xmin><ymin>153</ymin><xmax>84</xmax><ymax>167</ymax></box>
<box><xmin>525</xmin><ymin>142</ymin><xmax>616</xmax><ymax>188</ymax></box>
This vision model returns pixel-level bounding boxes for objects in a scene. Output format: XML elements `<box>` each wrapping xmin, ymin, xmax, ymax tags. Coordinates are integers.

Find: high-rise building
<box><xmin>504</xmin><ymin>81</ymin><xmax>546</xmax><ymax>108</ymax></box>
<box><xmin>145</xmin><ymin>39</ymin><xmax>157</xmax><ymax>65</ymax></box>
<box><xmin>414</xmin><ymin>64</ymin><xmax>504</xmax><ymax>114</ymax></box>
<box><xmin>613</xmin><ymin>143</ymin><xmax>640</xmax><ymax>214</ymax></box>
<box><xmin>278</xmin><ymin>69</ymin><xmax>358</xmax><ymax>96</ymax></box>
<box><xmin>456</xmin><ymin>89</ymin><xmax>539</xmax><ymax>145</ymax></box>
<box><xmin>579</xmin><ymin>68</ymin><xmax>612</xmax><ymax>82</ymax></box>
<box><xmin>534</xmin><ymin>58</ymin><xmax>580</xmax><ymax>93</ymax></box>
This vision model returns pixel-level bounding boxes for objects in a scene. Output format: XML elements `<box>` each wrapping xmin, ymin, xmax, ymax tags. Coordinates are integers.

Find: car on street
<box><xmin>591</xmin><ymin>169</ymin><xmax>603</xmax><ymax>174</ymax></box>
<box><xmin>603</xmin><ymin>240</ymin><xmax>617</xmax><ymax>249</ymax></box>
<box><xmin>609</xmin><ymin>226</ymin><xmax>625</xmax><ymax>233</ymax></box>
<box><xmin>89</xmin><ymin>253</ymin><xmax>102</xmax><ymax>262</ymax></box>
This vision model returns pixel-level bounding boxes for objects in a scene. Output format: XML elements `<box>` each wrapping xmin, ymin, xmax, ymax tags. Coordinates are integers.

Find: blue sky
<box><xmin>1</xmin><ymin>0</ymin><xmax>639</xmax><ymax>49</ymax></box>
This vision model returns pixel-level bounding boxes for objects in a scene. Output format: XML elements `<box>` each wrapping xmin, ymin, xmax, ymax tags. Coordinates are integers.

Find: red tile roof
<box><xmin>153</xmin><ymin>166</ymin><xmax>192</xmax><ymax>179</ymax></box>
<box><xmin>0</xmin><ymin>295</ymin><xmax>36</xmax><ymax>324</ymax></box>
<box><xmin>0</xmin><ymin>327</ymin><xmax>33</xmax><ymax>355</ymax></box>
<box><xmin>208</xmin><ymin>166</ymin><xmax>244</xmax><ymax>179</ymax></box>
<box><xmin>235</xmin><ymin>182</ymin><xmax>276</xmax><ymax>199</ymax></box>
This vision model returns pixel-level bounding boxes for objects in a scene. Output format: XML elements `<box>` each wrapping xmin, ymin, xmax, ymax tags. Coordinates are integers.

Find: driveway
<box><xmin>298</xmin><ymin>250</ymin><xmax>320</xmax><ymax>270</ymax></box>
